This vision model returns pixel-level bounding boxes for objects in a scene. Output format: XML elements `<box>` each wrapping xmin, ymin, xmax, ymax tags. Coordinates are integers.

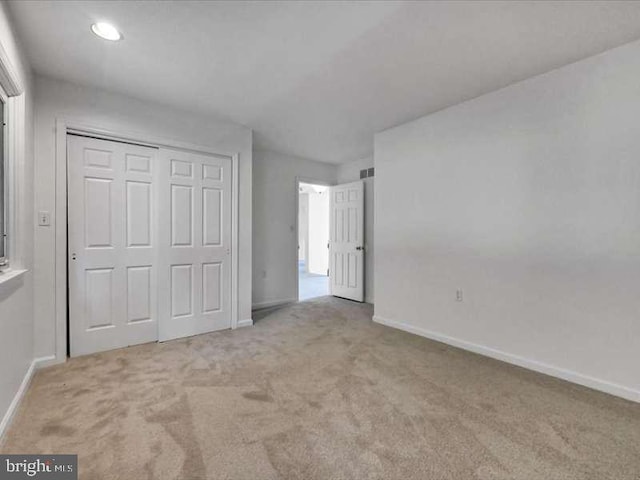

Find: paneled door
<box><xmin>157</xmin><ymin>148</ymin><xmax>232</xmax><ymax>341</ymax></box>
<box><xmin>329</xmin><ymin>181</ymin><xmax>364</xmax><ymax>302</ymax></box>
<box><xmin>68</xmin><ymin>135</ymin><xmax>159</xmax><ymax>356</ymax></box>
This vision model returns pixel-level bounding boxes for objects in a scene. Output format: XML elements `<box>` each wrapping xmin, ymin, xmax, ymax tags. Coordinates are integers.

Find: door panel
<box><xmin>84</xmin><ymin>177</ymin><xmax>113</xmax><ymax>247</ymax></box>
<box><xmin>158</xmin><ymin>148</ymin><xmax>232</xmax><ymax>341</ymax></box>
<box><xmin>329</xmin><ymin>181</ymin><xmax>364</xmax><ymax>302</ymax></box>
<box><xmin>85</xmin><ymin>268</ymin><xmax>113</xmax><ymax>329</ymax></box>
<box><xmin>127</xmin><ymin>266</ymin><xmax>152</xmax><ymax>322</ymax></box>
<box><xmin>68</xmin><ymin>135</ymin><xmax>159</xmax><ymax>356</ymax></box>
<box><xmin>126</xmin><ymin>181</ymin><xmax>152</xmax><ymax>247</ymax></box>
<box><xmin>203</xmin><ymin>188</ymin><xmax>222</xmax><ymax>245</ymax></box>
<box><xmin>202</xmin><ymin>262</ymin><xmax>222</xmax><ymax>313</ymax></box>
<box><xmin>170</xmin><ymin>264</ymin><xmax>193</xmax><ymax>318</ymax></box>
<box><xmin>171</xmin><ymin>184</ymin><xmax>194</xmax><ymax>246</ymax></box>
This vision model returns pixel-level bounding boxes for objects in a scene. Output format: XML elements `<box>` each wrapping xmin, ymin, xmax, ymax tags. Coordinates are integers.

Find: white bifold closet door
<box><xmin>68</xmin><ymin>135</ymin><xmax>160</xmax><ymax>357</ymax></box>
<box><xmin>68</xmin><ymin>135</ymin><xmax>232</xmax><ymax>357</ymax></box>
<box><xmin>157</xmin><ymin>148</ymin><xmax>232</xmax><ymax>342</ymax></box>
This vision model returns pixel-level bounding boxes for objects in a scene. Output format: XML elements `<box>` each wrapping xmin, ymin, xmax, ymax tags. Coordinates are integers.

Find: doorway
<box><xmin>298</xmin><ymin>182</ymin><xmax>329</xmax><ymax>301</ymax></box>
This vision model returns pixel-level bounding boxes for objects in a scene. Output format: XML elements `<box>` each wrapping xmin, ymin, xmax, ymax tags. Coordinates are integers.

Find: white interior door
<box><xmin>329</xmin><ymin>181</ymin><xmax>364</xmax><ymax>302</ymax></box>
<box><xmin>157</xmin><ymin>148</ymin><xmax>232</xmax><ymax>341</ymax></box>
<box><xmin>68</xmin><ymin>135</ymin><xmax>159</xmax><ymax>356</ymax></box>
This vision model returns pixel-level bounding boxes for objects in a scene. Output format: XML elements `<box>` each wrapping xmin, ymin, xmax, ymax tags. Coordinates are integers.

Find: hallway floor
<box><xmin>298</xmin><ymin>260</ymin><xmax>328</xmax><ymax>301</ymax></box>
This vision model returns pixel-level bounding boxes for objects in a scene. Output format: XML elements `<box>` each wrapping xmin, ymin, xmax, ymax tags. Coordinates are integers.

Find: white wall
<box><xmin>298</xmin><ymin>192</ymin><xmax>308</xmax><ymax>262</ymax></box>
<box><xmin>375</xmin><ymin>39</ymin><xmax>640</xmax><ymax>402</ymax></box>
<box><xmin>0</xmin><ymin>2</ymin><xmax>35</xmax><ymax>434</ymax></box>
<box><xmin>307</xmin><ymin>190</ymin><xmax>329</xmax><ymax>275</ymax></box>
<box><xmin>253</xmin><ymin>150</ymin><xmax>336</xmax><ymax>309</ymax></box>
<box><xmin>338</xmin><ymin>156</ymin><xmax>374</xmax><ymax>304</ymax></box>
<box><xmin>33</xmin><ymin>75</ymin><xmax>253</xmax><ymax>360</ymax></box>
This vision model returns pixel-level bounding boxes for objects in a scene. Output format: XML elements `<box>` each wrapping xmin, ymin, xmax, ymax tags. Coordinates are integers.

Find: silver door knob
<box><xmin>356</xmin><ymin>246</ymin><xmax>363</xmax><ymax>251</ymax></box>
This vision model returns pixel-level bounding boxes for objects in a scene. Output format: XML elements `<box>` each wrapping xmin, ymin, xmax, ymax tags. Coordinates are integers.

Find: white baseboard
<box><xmin>237</xmin><ymin>318</ymin><xmax>253</xmax><ymax>328</ymax></box>
<box><xmin>252</xmin><ymin>298</ymin><xmax>296</xmax><ymax>311</ymax></box>
<box><xmin>0</xmin><ymin>355</ymin><xmax>55</xmax><ymax>442</ymax></box>
<box><xmin>373</xmin><ymin>315</ymin><xmax>640</xmax><ymax>403</ymax></box>
<box><xmin>34</xmin><ymin>354</ymin><xmax>60</xmax><ymax>369</ymax></box>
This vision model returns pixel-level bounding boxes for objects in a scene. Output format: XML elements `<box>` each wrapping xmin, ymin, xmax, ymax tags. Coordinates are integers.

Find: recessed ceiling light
<box><xmin>91</xmin><ymin>22</ymin><xmax>122</xmax><ymax>41</ymax></box>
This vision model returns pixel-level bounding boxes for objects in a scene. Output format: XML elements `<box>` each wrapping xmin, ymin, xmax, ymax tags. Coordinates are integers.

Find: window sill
<box><xmin>0</xmin><ymin>268</ymin><xmax>28</xmax><ymax>289</ymax></box>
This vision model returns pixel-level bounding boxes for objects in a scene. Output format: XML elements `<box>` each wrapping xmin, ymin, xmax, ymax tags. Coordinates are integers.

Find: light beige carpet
<box><xmin>2</xmin><ymin>297</ymin><xmax>639</xmax><ymax>479</ymax></box>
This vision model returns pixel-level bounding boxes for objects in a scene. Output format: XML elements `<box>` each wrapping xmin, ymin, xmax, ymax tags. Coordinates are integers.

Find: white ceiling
<box><xmin>8</xmin><ymin>1</ymin><xmax>640</xmax><ymax>163</ymax></box>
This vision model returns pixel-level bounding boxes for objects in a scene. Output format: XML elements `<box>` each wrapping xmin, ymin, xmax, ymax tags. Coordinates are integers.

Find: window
<box><xmin>0</xmin><ymin>50</ymin><xmax>24</xmax><ymax>275</ymax></box>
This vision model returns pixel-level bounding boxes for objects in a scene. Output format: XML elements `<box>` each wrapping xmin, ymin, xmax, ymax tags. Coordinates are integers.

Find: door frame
<box><xmin>294</xmin><ymin>176</ymin><xmax>333</xmax><ymax>302</ymax></box>
<box><xmin>54</xmin><ymin>118</ymin><xmax>240</xmax><ymax>363</ymax></box>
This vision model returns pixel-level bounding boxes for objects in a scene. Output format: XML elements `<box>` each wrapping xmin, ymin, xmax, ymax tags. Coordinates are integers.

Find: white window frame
<box><xmin>0</xmin><ymin>40</ymin><xmax>26</xmax><ymax>284</ymax></box>
<box><xmin>0</xmin><ymin>85</ymin><xmax>6</xmax><ymax>267</ymax></box>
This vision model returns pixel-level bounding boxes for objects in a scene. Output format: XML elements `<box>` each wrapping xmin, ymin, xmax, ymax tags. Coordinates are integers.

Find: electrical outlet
<box><xmin>38</xmin><ymin>211</ymin><xmax>51</xmax><ymax>226</ymax></box>
<box><xmin>456</xmin><ymin>289</ymin><xmax>463</xmax><ymax>302</ymax></box>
